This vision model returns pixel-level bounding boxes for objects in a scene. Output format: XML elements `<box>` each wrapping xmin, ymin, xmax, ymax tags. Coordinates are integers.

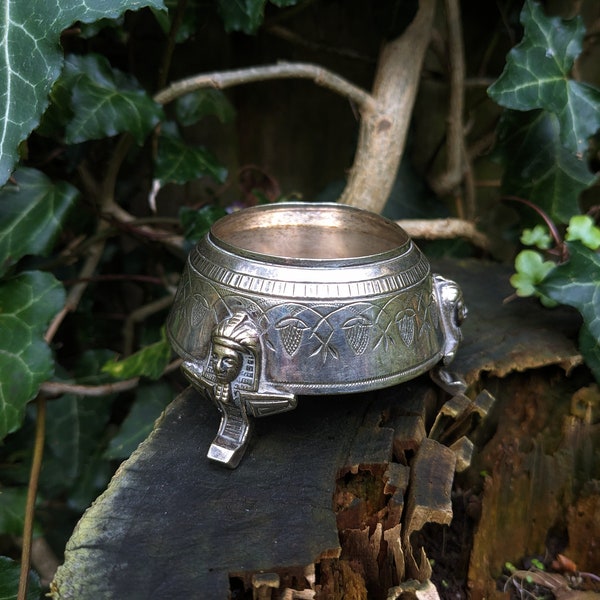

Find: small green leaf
<box><xmin>495</xmin><ymin>110</ymin><xmax>597</xmax><ymax>223</ymax></box>
<box><xmin>104</xmin><ymin>381</ymin><xmax>173</xmax><ymax>460</ymax></box>
<box><xmin>180</xmin><ymin>205</ymin><xmax>227</xmax><ymax>243</ymax></box>
<box><xmin>488</xmin><ymin>0</ymin><xmax>600</xmax><ymax>154</ymax></box>
<box><xmin>175</xmin><ymin>89</ymin><xmax>236</xmax><ymax>126</ymax></box>
<box><xmin>0</xmin><ymin>272</ymin><xmax>65</xmax><ymax>440</ymax></box>
<box><xmin>155</xmin><ymin>122</ymin><xmax>227</xmax><ymax>185</ymax></box>
<box><xmin>0</xmin><ymin>168</ymin><xmax>79</xmax><ymax>276</ymax></box>
<box><xmin>0</xmin><ymin>556</ymin><xmax>41</xmax><ymax>600</ymax></box>
<box><xmin>0</xmin><ymin>0</ymin><xmax>166</xmax><ymax>185</ymax></box>
<box><xmin>60</xmin><ymin>53</ymin><xmax>164</xmax><ymax>144</ymax></box>
<box><xmin>520</xmin><ymin>224</ymin><xmax>552</xmax><ymax>249</ymax></box>
<box><xmin>102</xmin><ymin>327</ymin><xmax>171</xmax><ymax>380</ymax></box>
<box><xmin>510</xmin><ymin>250</ymin><xmax>555</xmax><ymax>297</ymax></box>
<box><xmin>566</xmin><ymin>215</ymin><xmax>600</xmax><ymax>250</ymax></box>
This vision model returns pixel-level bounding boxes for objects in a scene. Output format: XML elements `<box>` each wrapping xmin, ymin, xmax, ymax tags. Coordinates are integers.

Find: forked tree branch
<box><xmin>339</xmin><ymin>0</ymin><xmax>437</xmax><ymax>213</ymax></box>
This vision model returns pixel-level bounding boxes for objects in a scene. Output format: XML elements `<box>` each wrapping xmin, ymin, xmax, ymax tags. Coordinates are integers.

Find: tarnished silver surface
<box><xmin>167</xmin><ymin>202</ymin><xmax>465</xmax><ymax>467</ymax></box>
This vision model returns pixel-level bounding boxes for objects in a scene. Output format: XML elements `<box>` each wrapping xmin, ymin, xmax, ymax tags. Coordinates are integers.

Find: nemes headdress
<box><xmin>212</xmin><ymin>312</ymin><xmax>260</xmax><ymax>354</ymax></box>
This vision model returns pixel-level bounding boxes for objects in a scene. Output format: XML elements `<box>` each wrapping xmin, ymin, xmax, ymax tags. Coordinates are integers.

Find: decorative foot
<box><xmin>207</xmin><ymin>402</ymin><xmax>251</xmax><ymax>468</ymax></box>
<box><xmin>181</xmin><ymin>312</ymin><xmax>297</xmax><ymax>468</ymax></box>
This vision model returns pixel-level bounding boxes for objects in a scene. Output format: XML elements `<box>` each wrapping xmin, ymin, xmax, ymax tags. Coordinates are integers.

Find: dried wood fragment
<box><xmin>392</xmin><ymin>415</ymin><xmax>426</xmax><ymax>463</ymax></box>
<box><xmin>252</xmin><ymin>573</ymin><xmax>280</xmax><ymax>600</ymax></box>
<box><xmin>387</xmin><ymin>579</ymin><xmax>442</xmax><ymax>600</ymax></box>
<box><xmin>404</xmin><ymin>439</ymin><xmax>457</xmax><ymax>535</ymax></box>
<box><xmin>403</xmin><ymin>439</ymin><xmax>456</xmax><ymax>580</ymax></box>
<box><xmin>448</xmin><ymin>436</ymin><xmax>474</xmax><ymax>472</ymax></box>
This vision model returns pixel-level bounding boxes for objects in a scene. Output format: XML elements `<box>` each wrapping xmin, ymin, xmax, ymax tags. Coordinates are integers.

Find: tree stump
<box><xmin>51</xmin><ymin>260</ymin><xmax>583</xmax><ymax>600</ymax></box>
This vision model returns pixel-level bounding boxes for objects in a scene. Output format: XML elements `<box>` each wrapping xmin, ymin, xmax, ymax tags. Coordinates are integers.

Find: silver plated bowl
<box><xmin>167</xmin><ymin>202</ymin><xmax>466</xmax><ymax>467</ymax></box>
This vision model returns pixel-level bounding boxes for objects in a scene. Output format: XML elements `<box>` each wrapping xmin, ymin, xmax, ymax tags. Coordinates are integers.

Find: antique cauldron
<box><xmin>167</xmin><ymin>202</ymin><xmax>466</xmax><ymax>467</ymax></box>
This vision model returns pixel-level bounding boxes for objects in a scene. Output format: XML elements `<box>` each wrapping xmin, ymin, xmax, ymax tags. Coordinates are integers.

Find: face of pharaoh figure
<box><xmin>211</xmin><ymin>342</ymin><xmax>243</xmax><ymax>384</ymax></box>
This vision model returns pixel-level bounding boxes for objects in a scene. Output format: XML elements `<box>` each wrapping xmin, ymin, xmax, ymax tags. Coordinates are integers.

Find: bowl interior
<box><xmin>210</xmin><ymin>203</ymin><xmax>408</xmax><ymax>261</ymax></box>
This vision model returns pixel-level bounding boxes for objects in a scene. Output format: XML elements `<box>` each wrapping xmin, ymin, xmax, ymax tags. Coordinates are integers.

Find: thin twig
<box><xmin>265</xmin><ymin>24</ymin><xmax>374</xmax><ymax>63</ymax></box>
<box><xmin>157</xmin><ymin>0</ymin><xmax>189</xmax><ymax>90</ymax></box>
<box><xmin>428</xmin><ymin>0</ymin><xmax>468</xmax><ymax>201</ymax></box>
<box><xmin>17</xmin><ymin>396</ymin><xmax>46</xmax><ymax>600</ymax></box>
<box><xmin>62</xmin><ymin>274</ymin><xmax>165</xmax><ymax>287</ymax></box>
<box><xmin>153</xmin><ymin>62</ymin><xmax>376</xmax><ymax>112</ymax></box>
<box><xmin>40</xmin><ymin>359</ymin><xmax>182</xmax><ymax>398</ymax></box>
<box><xmin>123</xmin><ymin>295</ymin><xmax>175</xmax><ymax>356</ymax></box>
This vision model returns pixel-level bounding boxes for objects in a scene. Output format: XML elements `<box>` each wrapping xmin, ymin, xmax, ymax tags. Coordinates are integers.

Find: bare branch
<box><xmin>427</xmin><ymin>0</ymin><xmax>468</xmax><ymax>199</ymax></box>
<box><xmin>339</xmin><ymin>0</ymin><xmax>436</xmax><ymax>213</ymax></box>
<box><xmin>39</xmin><ymin>359</ymin><xmax>183</xmax><ymax>398</ymax></box>
<box><xmin>396</xmin><ymin>218</ymin><xmax>490</xmax><ymax>251</ymax></box>
<box><xmin>154</xmin><ymin>62</ymin><xmax>376</xmax><ymax>112</ymax></box>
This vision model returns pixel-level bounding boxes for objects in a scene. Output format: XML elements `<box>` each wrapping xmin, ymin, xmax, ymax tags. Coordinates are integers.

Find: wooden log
<box><xmin>52</xmin><ymin>390</ymin><xmax>367</xmax><ymax>599</ymax></box>
<box><xmin>51</xmin><ymin>259</ymin><xmax>583</xmax><ymax>600</ymax></box>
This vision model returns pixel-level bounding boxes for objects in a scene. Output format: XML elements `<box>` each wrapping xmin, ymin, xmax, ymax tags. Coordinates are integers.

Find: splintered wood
<box><xmin>330</xmin><ymin>381</ymin><xmax>490</xmax><ymax>598</ymax></box>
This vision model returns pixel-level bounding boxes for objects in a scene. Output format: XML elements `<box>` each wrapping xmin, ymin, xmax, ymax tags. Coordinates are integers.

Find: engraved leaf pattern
<box><xmin>341</xmin><ymin>316</ymin><xmax>372</xmax><ymax>355</ymax></box>
<box><xmin>275</xmin><ymin>316</ymin><xmax>309</xmax><ymax>356</ymax></box>
<box><xmin>190</xmin><ymin>294</ymin><xmax>208</xmax><ymax>327</ymax></box>
<box><xmin>396</xmin><ymin>309</ymin><xmax>416</xmax><ymax>347</ymax></box>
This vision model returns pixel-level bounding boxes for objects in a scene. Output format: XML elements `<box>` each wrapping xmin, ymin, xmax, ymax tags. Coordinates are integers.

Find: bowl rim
<box><xmin>208</xmin><ymin>202</ymin><xmax>411</xmax><ymax>267</ymax></box>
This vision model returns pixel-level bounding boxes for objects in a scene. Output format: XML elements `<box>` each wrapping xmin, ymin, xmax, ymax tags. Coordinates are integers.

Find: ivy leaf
<box><xmin>538</xmin><ymin>243</ymin><xmax>600</xmax><ymax>383</ymax></box>
<box><xmin>57</xmin><ymin>53</ymin><xmax>164</xmax><ymax>145</ymax></box>
<box><xmin>217</xmin><ymin>0</ymin><xmax>267</xmax><ymax>33</ymax></box>
<box><xmin>0</xmin><ymin>556</ymin><xmax>41</xmax><ymax>600</ymax></box>
<box><xmin>155</xmin><ymin>122</ymin><xmax>227</xmax><ymax>185</ymax></box>
<box><xmin>496</xmin><ymin>110</ymin><xmax>597</xmax><ymax>223</ymax></box>
<box><xmin>104</xmin><ymin>381</ymin><xmax>173</xmax><ymax>460</ymax></box>
<box><xmin>0</xmin><ymin>168</ymin><xmax>79</xmax><ymax>277</ymax></box>
<box><xmin>0</xmin><ymin>487</ymin><xmax>31</xmax><ymax>536</ymax></box>
<box><xmin>217</xmin><ymin>0</ymin><xmax>298</xmax><ymax>33</ymax></box>
<box><xmin>42</xmin><ymin>392</ymin><xmax>113</xmax><ymax>500</ymax></box>
<box><xmin>510</xmin><ymin>250</ymin><xmax>555</xmax><ymax>297</ymax></box>
<box><xmin>565</xmin><ymin>215</ymin><xmax>600</xmax><ymax>250</ymax></box>
<box><xmin>538</xmin><ymin>242</ymin><xmax>600</xmax><ymax>342</ymax></box>
<box><xmin>0</xmin><ymin>0</ymin><xmax>166</xmax><ymax>186</ymax></box>
<box><xmin>175</xmin><ymin>89</ymin><xmax>236</xmax><ymax>126</ymax></box>
<box><xmin>520</xmin><ymin>224</ymin><xmax>552</xmax><ymax>249</ymax></box>
<box><xmin>0</xmin><ymin>272</ymin><xmax>64</xmax><ymax>440</ymax></box>
<box><xmin>101</xmin><ymin>327</ymin><xmax>171</xmax><ymax>380</ymax></box>
<box><xmin>180</xmin><ymin>205</ymin><xmax>227</xmax><ymax>243</ymax></box>
<box><xmin>579</xmin><ymin>325</ymin><xmax>600</xmax><ymax>384</ymax></box>
<box><xmin>152</xmin><ymin>2</ymin><xmax>196</xmax><ymax>43</ymax></box>
<box><xmin>488</xmin><ymin>0</ymin><xmax>600</xmax><ymax>154</ymax></box>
